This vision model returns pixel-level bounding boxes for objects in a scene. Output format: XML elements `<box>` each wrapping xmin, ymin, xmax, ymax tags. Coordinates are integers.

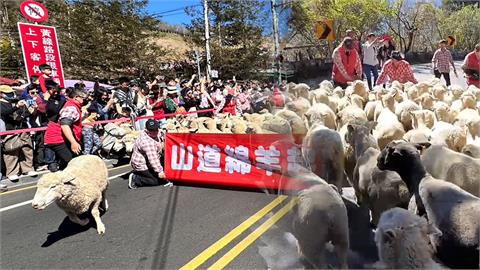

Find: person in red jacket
<box><xmin>332</xmin><ymin>37</ymin><xmax>363</xmax><ymax>89</ymax></box>
<box><xmin>271</xmin><ymin>86</ymin><xmax>285</xmax><ymax>108</ymax></box>
<box><xmin>44</xmin><ymin>88</ymin><xmax>88</xmax><ymax>169</ymax></box>
<box><xmin>462</xmin><ymin>43</ymin><xmax>480</xmax><ymax>88</ymax></box>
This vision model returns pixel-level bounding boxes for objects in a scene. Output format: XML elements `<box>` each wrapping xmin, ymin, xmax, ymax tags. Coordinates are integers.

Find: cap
<box><xmin>145</xmin><ymin>119</ymin><xmax>160</xmax><ymax>131</ymax></box>
<box><xmin>0</xmin><ymin>85</ymin><xmax>15</xmax><ymax>93</ymax></box>
<box><xmin>390</xmin><ymin>51</ymin><xmax>403</xmax><ymax>61</ymax></box>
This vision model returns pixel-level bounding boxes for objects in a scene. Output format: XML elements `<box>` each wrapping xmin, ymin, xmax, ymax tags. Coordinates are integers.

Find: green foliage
<box><xmin>439</xmin><ymin>5</ymin><xmax>480</xmax><ymax>51</ymax></box>
<box><xmin>187</xmin><ymin>0</ymin><xmax>270</xmax><ymax>80</ymax></box>
<box><xmin>0</xmin><ymin>0</ymin><xmax>172</xmax><ymax>79</ymax></box>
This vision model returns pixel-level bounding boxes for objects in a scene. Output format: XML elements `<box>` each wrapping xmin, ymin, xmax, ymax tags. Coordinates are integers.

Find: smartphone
<box><xmin>26</xmin><ymin>99</ymin><xmax>36</xmax><ymax>107</ymax></box>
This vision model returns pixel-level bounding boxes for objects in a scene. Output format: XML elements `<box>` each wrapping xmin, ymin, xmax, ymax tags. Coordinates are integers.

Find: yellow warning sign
<box><xmin>315</xmin><ymin>20</ymin><xmax>335</xmax><ymax>42</ymax></box>
<box><xmin>447</xmin><ymin>35</ymin><xmax>456</xmax><ymax>46</ymax></box>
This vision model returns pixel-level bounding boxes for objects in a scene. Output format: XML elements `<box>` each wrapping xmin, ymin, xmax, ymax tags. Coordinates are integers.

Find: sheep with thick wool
<box><xmin>32</xmin><ymin>155</ymin><xmax>109</xmax><ymax>235</ymax></box>
<box><xmin>374</xmin><ymin>207</ymin><xmax>444</xmax><ymax>269</ymax></box>
<box><xmin>418</xmin><ymin>175</ymin><xmax>480</xmax><ymax>269</ymax></box>
<box><xmin>292</xmin><ymin>172</ymin><xmax>349</xmax><ymax>269</ymax></box>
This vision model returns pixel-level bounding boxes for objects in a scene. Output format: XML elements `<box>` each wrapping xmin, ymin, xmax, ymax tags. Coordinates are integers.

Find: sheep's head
<box><xmin>377</xmin><ymin>141</ymin><xmax>431</xmax><ymax>173</ymax></box>
<box><xmin>461</xmin><ymin>144</ymin><xmax>480</xmax><ymax>158</ymax></box>
<box><xmin>32</xmin><ymin>172</ymin><xmax>75</xmax><ymax>210</ymax></box>
<box><xmin>375</xmin><ymin>207</ymin><xmax>441</xmax><ymax>268</ymax></box>
<box><xmin>345</xmin><ymin>122</ymin><xmax>377</xmax><ymax>158</ymax></box>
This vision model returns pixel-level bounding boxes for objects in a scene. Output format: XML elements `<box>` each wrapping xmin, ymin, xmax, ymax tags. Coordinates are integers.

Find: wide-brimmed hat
<box><xmin>0</xmin><ymin>85</ymin><xmax>14</xmax><ymax>93</ymax></box>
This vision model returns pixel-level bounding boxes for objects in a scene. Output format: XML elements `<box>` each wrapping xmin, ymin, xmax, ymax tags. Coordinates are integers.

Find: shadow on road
<box><xmin>41</xmin><ymin>211</ymin><xmax>105</xmax><ymax>247</ymax></box>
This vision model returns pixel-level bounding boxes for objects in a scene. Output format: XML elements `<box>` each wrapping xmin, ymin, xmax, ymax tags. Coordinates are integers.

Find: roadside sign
<box><xmin>19</xmin><ymin>1</ymin><xmax>49</xmax><ymax>23</ymax></box>
<box><xmin>18</xmin><ymin>22</ymin><xmax>65</xmax><ymax>87</ymax></box>
<box><xmin>315</xmin><ymin>20</ymin><xmax>335</xmax><ymax>42</ymax></box>
<box><xmin>447</xmin><ymin>35</ymin><xmax>456</xmax><ymax>46</ymax></box>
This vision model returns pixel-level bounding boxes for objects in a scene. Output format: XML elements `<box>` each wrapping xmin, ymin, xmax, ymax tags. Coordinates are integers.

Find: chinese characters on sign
<box><xmin>18</xmin><ymin>22</ymin><xmax>65</xmax><ymax>87</ymax></box>
<box><xmin>165</xmin><ymin>133</ymin><xmax>305</xmax><ymax>190</ymax></box>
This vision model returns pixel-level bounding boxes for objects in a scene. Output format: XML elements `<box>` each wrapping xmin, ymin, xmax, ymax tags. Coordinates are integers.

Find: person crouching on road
<box><xmin>376</xmin><ymin>51</ymin><xmax>418</xmax><ymax>86</ymax></box>
<box><xmin>44</xmin><ymin>88</ymin><xmax>88</xmax><ymax>170</ymax></box>
<box><xmin>128</xmin><ymin>119</ymin><xmax>172</xmax><ymax>189</ymax></box>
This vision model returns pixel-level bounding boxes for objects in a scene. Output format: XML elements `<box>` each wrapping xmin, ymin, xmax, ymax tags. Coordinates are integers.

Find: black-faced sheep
<box><xmin>32</xmin><ymin>155</ymin><xmax>109</xmax><ymax>235</ymax></box>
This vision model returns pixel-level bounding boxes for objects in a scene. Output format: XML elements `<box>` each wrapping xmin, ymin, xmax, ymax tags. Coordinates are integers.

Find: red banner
<box><xmin>18</xmin><ymin>22</ymin><xmax>65</xmax><ymax>87</ymax></box>
<box><xmin>165</xmin><ymin>133</ymin><xmax>306</xmax><ymax>190</ymax></box>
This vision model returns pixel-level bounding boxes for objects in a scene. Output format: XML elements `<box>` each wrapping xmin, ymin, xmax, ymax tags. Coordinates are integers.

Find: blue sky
<box><xmin>145</xmin><ymin>0</ymin><xmax>200</xmax><ymax>26</ymax></box>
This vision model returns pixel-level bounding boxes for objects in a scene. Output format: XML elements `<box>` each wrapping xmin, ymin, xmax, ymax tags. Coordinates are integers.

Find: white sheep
<box><xmin>302</xmin><ymin>123</ymin><xmax>345</xmax><ymax>191</ymax></box>
<box><xmin>373</xmin><ymin>107</ymin><xmax>405</xmax><ymax>150</ymax></box>
<box><xmin>418</xmin><ymin>175</ymin><xmax>480</xmax><ymax>269</ymax></box>
<box><xmin>32</xmin><ymin>155</ymin><xmax>109</xmax><ymax>235</ymax></box>
<box><xmin>375</xmin><ymin>207</ymin><xmax>444</xmax><ymax>269</ymax></box>
<box><xmin>395</xmin><ymin>99</ymin><xmax>421</xmax><ymax>131</ymax></box>
<box><xmin>275</xmin><ymin>109</ymin><xmax>308</xmax><ymax>135</ymax></box>
<box><xmin>421</xmin><ymin>145</ymin><xmax>480</xmax><ymax>197</ymax></box>
<box><xmin>304</xmin><ymin>103</ymin><xmax>337</xmax><ymax>130</ymax></box>
<box><xmin>337</xmin><ymin>105</ymin><xmax>368</xmax><ymax>130</ymax></box>
<box><xmin>292</xmin><ymin>174</ymin><xmax>349</xmax><ymax>269</ymax></box>
<box><xmin>430</xmin><ymin>121</ymin><xmax>467</xmax><ymax>152</ymax></box>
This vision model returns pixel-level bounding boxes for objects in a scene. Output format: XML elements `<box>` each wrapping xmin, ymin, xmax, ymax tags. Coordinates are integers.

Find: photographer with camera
<box><xmin>0</xmin><ymin>85</ymin><xmax>37</xmax><ymax>181</ymax></box>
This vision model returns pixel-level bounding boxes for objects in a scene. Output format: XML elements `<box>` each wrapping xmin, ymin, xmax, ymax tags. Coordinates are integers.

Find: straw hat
<box><xmin>0</xmin><ymin>85</ymin><xmax>14</xmax><ymax>93</ymax></box>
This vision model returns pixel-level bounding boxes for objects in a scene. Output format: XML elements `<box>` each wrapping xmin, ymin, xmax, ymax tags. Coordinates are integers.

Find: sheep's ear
<box><xmin>347</xmin><ymin>124</ymin><xmax>354</xmax><ymax>133</ymax></box>
<box><xmin>427</xmin><ymin>221</ymin><xmax>442</xmax><ymax>237</ymax></box>
<box><xmin>383</xmin><ymin>229</ymin><xmax>396</xmax><ymax>242</ymax></box>
<box><xmin>62</xmin><ymin>176</ymin><xmax>76</xmax><ymax>184</ymax></box>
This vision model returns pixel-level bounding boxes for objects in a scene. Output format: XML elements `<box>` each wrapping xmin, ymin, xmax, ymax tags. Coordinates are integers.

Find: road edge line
<box><xmin>179</xmin><ymin>195</ymin><xmax>287</xmax><ymax>270</ymax></box>
<box><xmin>207</xmin><ymin>197</ymin><xmax>298</xmax><ymax>270</ymax></box>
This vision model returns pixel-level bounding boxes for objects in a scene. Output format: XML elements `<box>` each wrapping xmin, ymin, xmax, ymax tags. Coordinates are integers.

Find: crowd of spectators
<box><xmin>0</xmin><ymin>64</ymin><xmax>285</xmax><ymax>190</ymax></box>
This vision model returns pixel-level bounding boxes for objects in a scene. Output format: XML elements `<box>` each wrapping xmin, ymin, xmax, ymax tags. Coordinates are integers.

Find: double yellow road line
<box><xmin>181</xmin><ymin>195</ymin><xmax>298</xmax><ymax>270</ymax></box>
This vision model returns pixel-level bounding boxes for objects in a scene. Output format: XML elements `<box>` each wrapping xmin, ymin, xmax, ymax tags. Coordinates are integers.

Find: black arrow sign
<box><xmin>319</xmin><ymin>22</ymin><xmax>331</xmax><ymax>40</ymax></box>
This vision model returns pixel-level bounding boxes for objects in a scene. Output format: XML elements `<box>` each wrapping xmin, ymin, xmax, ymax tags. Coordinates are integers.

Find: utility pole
<box><xmin>195</xmin><ymin>49</ymin><xmax>202</xmax><ymax>78</ymax></box>
<box><xmin>203</xmin><ymin>0</ymin><xmax>212</xmax><ymax>81</ymax></box>
<box><xmin>271</xmin><ymin>0</ymin><xmax>281</xmax><ymax>84</ymax></box>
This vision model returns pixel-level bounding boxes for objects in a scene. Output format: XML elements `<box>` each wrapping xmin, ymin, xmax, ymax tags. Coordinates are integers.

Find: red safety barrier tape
<box><xmin>0</xmin><ymin>108</ymin><xmax>215</xmax><ymax>136</ymax></box>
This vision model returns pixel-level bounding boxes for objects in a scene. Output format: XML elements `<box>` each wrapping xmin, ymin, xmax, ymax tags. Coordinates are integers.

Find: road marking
<box><xmin>0</xmin><ymin>164</ymin><xmax>131</xmax><ymax>196</ymax></box>
<box><xmin>0</xmin><ymin>200</ymin><xmax>33</xmax><ymax>213</ymax></box>
<box><xmin>0</xmin><ymin>171</ymin><xmax>131</xmax><ymax>213</ymax></box>
<box><xmin>179</xmin><ymin>195</ymin><xmax>288</xmax><ymax>270</ymax></box>
<box><xmin>207</xmin><ymin>198</ymin><xmax>298</xmax><ymax>270</ymax></box>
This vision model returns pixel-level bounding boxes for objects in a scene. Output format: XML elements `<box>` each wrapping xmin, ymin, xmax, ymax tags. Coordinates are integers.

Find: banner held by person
<box><xmin>165</xmin><ymin>133</ymin><xmax>307</xmax><ymax>190</ymax></box>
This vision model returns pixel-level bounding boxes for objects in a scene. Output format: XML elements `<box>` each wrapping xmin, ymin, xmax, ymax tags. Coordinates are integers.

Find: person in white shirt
<box><xmin>362</xmin><ymin>33</ymin><xmax>381</xmax><ymax>90</ymax></box>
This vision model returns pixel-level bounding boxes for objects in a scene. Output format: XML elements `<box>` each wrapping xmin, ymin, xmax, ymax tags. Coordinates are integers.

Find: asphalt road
<box><xmin>0</xmin><ymin>164</ymin><xmax>300</xmax><ymax>269</ymax></box>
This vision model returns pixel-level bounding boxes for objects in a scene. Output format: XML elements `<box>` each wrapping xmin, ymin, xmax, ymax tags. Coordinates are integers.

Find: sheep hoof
<box><xmin>97</xmin><ymin>223</ymin><xmax>106</xmax><ymax>235</ymax></box>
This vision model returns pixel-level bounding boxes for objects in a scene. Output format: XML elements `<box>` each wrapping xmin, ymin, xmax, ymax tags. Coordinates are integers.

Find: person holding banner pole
<box><xmin>128</xmin><ymin>119</ymin><xmax>172</xmax><ymax>189</ymax></box>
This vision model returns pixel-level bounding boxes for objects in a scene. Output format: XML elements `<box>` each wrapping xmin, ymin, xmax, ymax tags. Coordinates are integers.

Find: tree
<box><xmin>186</xmin><ymin>0</ymin><xmax>269</xmax><ymax>80</ymax></box>
<box><xmin>439</xmin><ymin>5</ymin><xmax>480</xmax><ymax>51</ymax></box>
<box><xmin>0</xmin><ymin>0</ymin><xmax>175</xmax><ymax>79</ymax></box>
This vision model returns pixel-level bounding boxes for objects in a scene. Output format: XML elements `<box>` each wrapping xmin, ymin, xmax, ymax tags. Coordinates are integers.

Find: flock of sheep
<box><xmin>30</xmin><ymin>78</ymin><xmax>479</xmax><ymax>268</ymax></box>
<box><xmin>166</xmin><ymin>79</ymin><xmax>479</xmax><ymax>269</ymax></box>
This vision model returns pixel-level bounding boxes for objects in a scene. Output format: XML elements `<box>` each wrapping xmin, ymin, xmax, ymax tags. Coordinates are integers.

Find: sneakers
<box><xmin>128</xmin><ymin>174</ymin><xmax>138</xmax><ymax>189</ymax></box>
<box><xmin>27</xmin><ymin>171</ymin><xmax>38</xmax><ymax>177</ymax></box>
<box><xmin>36</xmin><ymin>165</ymin><xmax>48</xmax><ymax>171</ymax></box>
<box><xmin>0</xmin><ymin>183</ymin><xmax>7</xmax><ymax>192</ymax></box>
<box><xmin>8</xmin><ymin>175</ymin><xmax>19</xmax><ymax>182</ymax></box>
<box><xmin>163</xmin><ymin>181</ymin><xmax>173</xmax><ymax>188</ymax></box>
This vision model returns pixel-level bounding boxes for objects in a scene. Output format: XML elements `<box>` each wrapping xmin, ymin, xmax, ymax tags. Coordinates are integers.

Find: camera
<box><xmin>26</xmin><ymin>99</ymin><xmax>37</xmax><ymax>107</ymax></box>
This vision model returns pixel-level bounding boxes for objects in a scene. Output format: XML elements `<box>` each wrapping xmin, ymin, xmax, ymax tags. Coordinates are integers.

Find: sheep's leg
<box><xmin>66</xmin><ymin>211</ymin><xmax>89</xmax><ymax>226</ymax></box>
<box><xmin>332</xmin><ymin>229</ymin><xmax>349</xmax><ymax>269</ymax></box>
<box><xmin>99</xmin><ymin>191</ymin><xmax>108</xmax><ymax>212</ymax></box>
<box><xmin>90</xmin><ymin>200</ymin><xmax>106</xmax><ymax>235</ymax></box>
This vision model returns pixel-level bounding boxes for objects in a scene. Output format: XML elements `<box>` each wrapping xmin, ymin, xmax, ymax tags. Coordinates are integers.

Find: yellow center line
<box><xmin>180</xmin><ymin>195</ymin><xmax>288</xmax><ymax>270</ymax></box>
<box><xmin>207</xmin><ymin>198</ymin><xmax>298</xmax><ymax>270</ymax></box>
<box><xmin>0</xmin><ymin>164</ymin><xmax>131</xmax><ymax>196</ymax></box>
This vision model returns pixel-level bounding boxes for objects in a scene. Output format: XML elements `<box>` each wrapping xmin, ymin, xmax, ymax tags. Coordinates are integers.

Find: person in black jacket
<box><xmin>0</xmin><ymin>85</ymin><xmax>37</xmax><ymax>181</ymax></box>
<box><xmin>43</xmin><ymin>83</ymin><xmax>66</xmax><ymax>172</ymax></box>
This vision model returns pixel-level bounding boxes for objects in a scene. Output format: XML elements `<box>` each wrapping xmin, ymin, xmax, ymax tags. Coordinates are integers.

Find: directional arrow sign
<box><xmin>315</xmin><ymin>20</ymin><xmax>335</xmax><ymax>42</ymax></box>
<box><xmin>447</xmin><ymin>35</ymin><xmax>456</xmax><ymax>46</ymax></box>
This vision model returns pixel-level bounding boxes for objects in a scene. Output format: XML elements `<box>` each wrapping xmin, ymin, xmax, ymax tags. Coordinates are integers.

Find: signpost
<box><xmin>447</xmin><ymin>35</ymin><xmax>456</xmax><ymax>47</ymax></box>
<box><xmin>18</xmin><ymin>1</ymin><xmax>64</xmax><ymax>87</ymax></box>
<box><xmin>315</xmin><ymin>20</ymin><xmax>335</xmax><ymax>42</ymax></box>
<box><xmin>18</xmin><ymin>23</ymin><xmax>65</xmax><ymax>87</ymax></box>
<box><xmin>19</xmin><ymin>1</ymin><xmax>49</xmax><ymax>23</ymax></box>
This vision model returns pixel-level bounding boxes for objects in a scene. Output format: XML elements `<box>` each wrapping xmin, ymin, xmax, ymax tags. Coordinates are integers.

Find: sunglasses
<box><xmin>29</xmin><ymin>91</ymin><xmax>38</xmax><ymax>94</ymax></box>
